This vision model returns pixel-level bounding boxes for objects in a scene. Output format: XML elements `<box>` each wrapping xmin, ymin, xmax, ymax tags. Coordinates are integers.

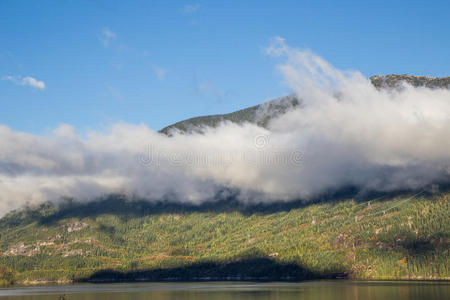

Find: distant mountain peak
<box><xmin>159</xmin><ymin>94</ymin><xmax>300</xmax><ymax>135</ymax></box>
<box><xmin>161</xmin><ymin>75</ymin><xmax>450</xmax><ymax>135</ymax></box>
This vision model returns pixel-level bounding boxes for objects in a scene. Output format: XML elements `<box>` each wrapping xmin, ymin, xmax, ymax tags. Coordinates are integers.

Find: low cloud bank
<box><xmin>1</xmin><ymin>38</ymin><xmax>450</xmax><ymax>216</ymax></box>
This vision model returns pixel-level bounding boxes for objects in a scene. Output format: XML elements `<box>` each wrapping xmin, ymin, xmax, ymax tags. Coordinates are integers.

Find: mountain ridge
<box><xmin>160</xmin><ymin>75</ymin><xmax>450</xmax><ymax>135</ymax></box>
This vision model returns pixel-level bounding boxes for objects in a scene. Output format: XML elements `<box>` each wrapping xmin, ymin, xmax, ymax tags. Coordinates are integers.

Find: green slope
<box><xmin>0</xmin><ymin>192</ymin><xmax>448</xmax><ymax>285</ymax></box>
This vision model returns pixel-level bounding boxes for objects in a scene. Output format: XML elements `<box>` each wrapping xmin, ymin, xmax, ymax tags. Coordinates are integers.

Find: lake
<box><xmin>0</xmin><ymin>281</ymin><xmax>448</xmax><ymax>299</ymax></box>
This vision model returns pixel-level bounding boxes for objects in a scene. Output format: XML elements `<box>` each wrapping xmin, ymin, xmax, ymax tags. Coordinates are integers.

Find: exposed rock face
<box><xmin>3</xmin><ymin>242</ymin><xmax>28</xmax><ymax>256</ymax></box>
<box><xmin>62</xmin><ymin>249</ymin><xmax>83</xmax><ymax>257</ymax></box>
<box><xmin>66</xmin><ymin>221</ymin><xmax>89</xmax><ymax>233</ymax></box>
<box><xmin>370</xmin><ymin>74</ymin><xmax>450</xmax><ymax>89</ymax></box>
<box><xmin>3</xmin><ymin>242</ymin><xmax>40</xmax><ymax>257</ymax></box>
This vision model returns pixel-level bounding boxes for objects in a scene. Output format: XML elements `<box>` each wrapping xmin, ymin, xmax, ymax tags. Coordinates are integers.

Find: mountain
<box><xmin>0</xmin><ymin>75</ymin><xmax>449</xmax><ymax>286</ymax></box>
<box><xmin>160</xmin><ymin>94</ymin><xmax>300</xmax><ymax>135</ymax></box>
<box><xmin>160</xmin><ymin>75</ymin><xmax>450</xmax><ymax>135</ymax></box>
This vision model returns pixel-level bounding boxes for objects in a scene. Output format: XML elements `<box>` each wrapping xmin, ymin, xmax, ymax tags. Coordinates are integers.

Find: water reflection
<box><xmin>0</xmin><ymin>281</ymin><xmax>448</xmax><ymax>300</ymax></box>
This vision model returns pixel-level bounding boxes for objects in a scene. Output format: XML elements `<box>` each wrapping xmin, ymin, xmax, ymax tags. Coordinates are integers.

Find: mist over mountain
<box><xmin>2</xmin><ymin>0</ymin><xmax>450</xmax><ymax>290</ymax></box>
<box><xmin>1</xmin><ymin>41</ymin><xmax>450</xmax><ymax>286</ymax></box>
<box><xmin>1</xmin><ymin>40</ymin><xmax>450</xmax><ymax>220</ymax></box>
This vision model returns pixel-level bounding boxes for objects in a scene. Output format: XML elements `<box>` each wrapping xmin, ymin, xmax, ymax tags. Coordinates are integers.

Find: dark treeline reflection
<box><xmin>0</xmin><ymin>281</ymin><xmax>448</xmax><ymax>300</ymax></box>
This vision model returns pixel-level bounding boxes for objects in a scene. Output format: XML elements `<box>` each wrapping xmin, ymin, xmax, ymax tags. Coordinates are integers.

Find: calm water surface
<box><xmin>0</xmin><ymin>281</ymin><xmax>448</xmax><ymax>300</ymax></box>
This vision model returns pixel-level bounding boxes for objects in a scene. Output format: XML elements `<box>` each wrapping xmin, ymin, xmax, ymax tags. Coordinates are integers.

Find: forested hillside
<box><xmin>0</xmin><ymin>191</ymin><xmax>448</xmax><ymax>285</ymax></box>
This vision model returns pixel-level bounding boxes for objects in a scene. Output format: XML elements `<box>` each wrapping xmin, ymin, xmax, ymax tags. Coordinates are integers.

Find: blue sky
<box><xmin>1</xmin><ymin>0</ymin><xmax>449</xmax><ymax>134</ymax></box>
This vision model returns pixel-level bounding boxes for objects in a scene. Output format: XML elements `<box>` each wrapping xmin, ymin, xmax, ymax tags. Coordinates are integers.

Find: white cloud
<box><xmin>183</xmin><ymin>3</ymin><xmax>200</xmax><ymax>14</ymax></box>
<box><xmin>154</xmin><ymin>67</ymin><xmax>168</xmax><ymax>80</ymax></box>
<box><xmin>100</xmin><ymin>28</ymin><xmax>117</xmax><ymax>47</ymax></box>
<box><xmin>1</xmin><ymin>75</ymin><xmax>46</xmax><ymax>90</ymax></box>
<box><xmin>1</xmin><ymin>40</ymin><xmax>450</xmax><ymax>217</ymax></box>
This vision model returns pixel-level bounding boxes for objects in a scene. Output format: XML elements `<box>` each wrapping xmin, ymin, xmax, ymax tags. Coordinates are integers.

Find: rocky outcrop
<box><xmin>370</xmin><ymin>74</ymin><xmax>450</xmax><ymax>89</ymax></box>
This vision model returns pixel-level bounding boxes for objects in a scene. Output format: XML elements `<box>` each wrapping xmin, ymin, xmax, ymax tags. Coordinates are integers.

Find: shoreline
<box><xmin>2</xmin><ymin>277</ymin><xmax>449</xmax><ymax>288</ymax></box>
